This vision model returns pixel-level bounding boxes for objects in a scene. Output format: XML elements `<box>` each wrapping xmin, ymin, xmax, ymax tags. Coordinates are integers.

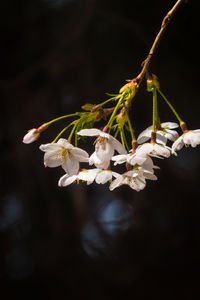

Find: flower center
<box><xmin>95</xmin><ymin>136</ymin><xmax>108</xmax><ymax>150</ymax></box>
<box><xmin>58</xmin><ymin>147</ymin><xmax>68</xmax><ymax>159</ymax></box>
<box><xmin>98</xmin><ymin>136</ymin><xmax>106</xmax><ymax>144</ymax></box>
<box><xmin>127</xmin><ymin>176</ymin><xmax>136</xmax><ymax>186</ymax></box>
<box><xmin>133</xmin><ymin>164</ymin><xmax>139</xmax><ymax>170</ymax></box>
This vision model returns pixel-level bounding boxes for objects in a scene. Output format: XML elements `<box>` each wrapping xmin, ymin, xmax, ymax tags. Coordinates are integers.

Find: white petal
<box><xmin>128</xmin><ymin>179</ymin><xmax>138</xmax><ymax>191</ymax></box>
<box><xmin>137</xmin><ymin>143</ymin><xmax>154</xmax><ymax>156</ymax></box>
<box><xmin>161</xmin><ymin>122</ymin><xmax>179</xmax><ymax>129</ymax></box>
<box><xmin>109</xmin><ymin>135</ymin><xmax>127</xmax><ymax>154</ymax></box>
<box><xmin>89</xmin><ymin>152</ymin><xmax>110</xmax><ymax>169</ymax></box>
<box><xmin>58</xmin><ymin>174</ymin><xmax>77</xmax><ymax>187</ymax></box>
<box><xmin>130</xmin><ymin>170</ymin><xmax>140</xmax><ymax>178</ymax></box>
<box><xmin>109</xmin><ymin>176</ymin><xmax>123</xmax><ymax>191</ymax></box>
<box><xmin>143</xmin><ymin>170</ymin><xmax>157</xmax><ymax>180</ymax></box>
<box><xmin>172</xmin><ymin>136</ymin><xmax>184</xmax><ymax>152</ymax></box>
<box><xmin>111</xmin><ymin>154</ymin><xmax>128</xmax><ymax>165</ymax></box>
<box><xmin>128</xmin><ymin>154</ymin><xmax>147</xmax><ymax>166</ymax></box>
<box><xmin>77</xmin><ymin>128</ymin><xmax>101</xmax><ymax>136</ymax></box>
<box><xmin>134</xmin><ymin>177</ymin><xmax>146</xmax><ymax>190</ymax></box>
<box><xmin>96</xmin><ymin>170</ymin><xmax>112</xmax><ymax>184</ymax></box>
<box><xmin>137</xmin><ymin>135</ymin><xmax>150</xmax><ymax>144</ymax></box>
<box><xmin>123</xmin><ymin>170</ymin><xmax>133</xmax><ymax>176</ymax></box>
<box><xmin>95</xmin><ymin>140</ymin><xmax>114</xmax><ymax>161</ymax></box>
<box><xmin>164</xmin><ymin>129</ymin><xmax>179</xmax><ymax>141</ymax></box>
<box><xmin>99</xmin><ymin>132</ymin><xmax>111</xmax><ymax>139</ymax></box>
<box><xmin>112</xmin><ymin>172</ymin><xmax>121</xmax><ymax>179</ymax></box>
<box><xmin>39</xmin><ymin>143</ymin><xmax>62</xmax><ymax>152</ymax></box>
<box><xmin>57</xmin><ymin>138</ymin><xmax>74</xmax><ymax>149</ymax></box>
<box><xmin>137</xmin><ymin>128</ymin><xmax>167</xmax><ymax>145</ymax></box>
<box><xmin>137</xmin><ymin>127</ymin><xmax>152</xmax><ymax>144</ymax></box>
<box><xmin>78</xmin><ymin>169</ymin><xmax>100</xmax><ymax>183</ymax></box>
<box><xmin>183</xmin><ymin>131</ymin><xmax>200</xmax><ymax>147</ymax></box>
<box><xmin>155</xmin><ymin>132</ymin><xmax>167</xmax><ymax>145</ymax></box>
<box><xmin>62</xmin><ymin>153</ymin><xmax>79</xmax><ymax>175</ymax></box>
<box><xmin>140</xmin><ymin>156</ymin><xmax>155</xmax><ymax>170</ymax></box>
<box><xmin>154</xmin><ymin>144</ymin><xmax>171</xmax><ymax>158</ymax></box>
<box><xmin>71</xmin><ymin>147</ymin><xmax>89</xmax><ymax>162</ymax></box>
<box><xmin>43</xmin><ymin>150</ymin><xmax>64</xmax><ymax>168</ymax></box>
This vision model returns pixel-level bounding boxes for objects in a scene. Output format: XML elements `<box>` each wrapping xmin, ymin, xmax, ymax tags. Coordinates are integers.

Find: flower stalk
<box><xmin>52</xmin><ymin>123</ymin><xmax>74</xmax><ymax>144</ymax></box>
<box><xmin>45</xmin><ymin>113</ymin><xmax>79</xmax><ymax>127</ymax></box>
<box><xmin>157</xmin><ymin>89</ymin><xmax>183</xmax><ymax>124</ymax></box>
<box><xmin>106</xmin><ymin>97</ymin><xmax>123</xmax><ymax>131</ymax></box>
<box><xmin>152</xmin><ymin>88</ymin><xmax>158</xmax><ymax>134</ymax></box>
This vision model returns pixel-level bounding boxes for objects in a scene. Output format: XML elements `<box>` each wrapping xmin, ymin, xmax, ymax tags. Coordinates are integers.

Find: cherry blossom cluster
<box><xmin>23</xmin><ymin>117</ymin><xmax>200</xmax><ymax>191</ymax></box>
<box><xmin>22</xmin><ymin>0</ymin><xmax>194</xmax><ymax>193</ymax></box>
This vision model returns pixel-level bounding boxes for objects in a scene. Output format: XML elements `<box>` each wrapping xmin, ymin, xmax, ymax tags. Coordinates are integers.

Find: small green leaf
<box><xmin>81</xmin><ymin>103</ymin><xmax>95</xmax><ymax>111</ymax></box>
<box><xmin>105</xmin><ymin>92</ymin><xmax>120</xmax><ymax>97</ymax></box>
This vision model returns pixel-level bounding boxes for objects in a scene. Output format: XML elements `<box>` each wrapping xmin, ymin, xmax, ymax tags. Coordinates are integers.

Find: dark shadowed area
<box><xmin>1</xmin><ymin>0</ymin><xmax>200</xmax><ymax>299</ymax></box>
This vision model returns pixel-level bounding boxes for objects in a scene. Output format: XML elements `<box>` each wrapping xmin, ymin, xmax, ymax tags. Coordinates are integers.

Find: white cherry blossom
<box><xmin>137</xmin><ymin>156</ymin><xmax>159</xmax><ymax>173</ymax></box>
<box><xmin>136</xmin><ymin>161</ymin><xmax>158</xmax><ymax>180</ymax></box>
<box><xmin>23</xmin><ymin>129</ymin><xmax>40</xmax><ymax>144</ymax></box>
<box><xmin>137</xmin><ymin>122</ymin><xmax>179</xmax><ymax>145</ymax></box>
<box><xmin>39</xmin><ymin>138</ymin><xmax>89</xmax><ymax>175</ymax></box>
<box><xmin>58</xmin><ymin>174</ymin><xmax>78</xmax><ymax>187</ymax></box>
<box><xmin>77</xmin><ymin>128</ymin><xmax>127</xmax><ymax>163</ymax></box>
<box><xmin>89</xmin><ymin>152</ymin><xmax>110</xmax><ymax>169</ymax></box>
<box><xmin>136</xmin><ymin>142</ymin><xmax>173</xmax><ymax>158</ymax></box>
<box><xmin>172</xmin><ymin>129</ymin><xmax>200</xmax><ymax>151</ymax></box>
<box><xmin>58</xmin><ymin>168</ymin><xmax>119</xmax><ymax>186</ymax></box>
<box><xmin>95</xmin><ymin>170</ymin><xmax>119</xmax><ymax>184</ymax></box>
<box><xmin>112</xmin><ymin>146</ymin><xmax>157</xmax><ymax>167</ymax></box>
<box><xmin>112</xmin><ymin>150</ymin><xmax>159</xmax><ymax>180</ymax></box>
<box><xmin>112</xmin><ymin>152</ymin><xmax>147</xmax><ymax>166</ymax></box>
<box><xmin>109</xmin><ymin>167</ymin><xmax>157</xmax><ymax>191</ymax></box>
<box><xmin>109</xmin><ymin>170</ymin><xmax>146</xmax><ymax>191</ymax></box>
<box><xmin>59</xmin><ymin>168</ymin><xmax>100</xmax><ymax>186</ymax></box>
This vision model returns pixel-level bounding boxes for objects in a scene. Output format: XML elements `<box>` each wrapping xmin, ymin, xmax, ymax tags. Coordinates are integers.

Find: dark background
<box><xmin>1</xmin><ymin>0</ymin><xmax>200</xmax><ymax>299</ymax></box>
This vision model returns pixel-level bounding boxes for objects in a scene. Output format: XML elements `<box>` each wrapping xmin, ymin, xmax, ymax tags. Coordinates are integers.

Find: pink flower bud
<box><xmin>23</xmin><ymin>129</ymin><xmax>40</xmax><ymax>144</ymax></box>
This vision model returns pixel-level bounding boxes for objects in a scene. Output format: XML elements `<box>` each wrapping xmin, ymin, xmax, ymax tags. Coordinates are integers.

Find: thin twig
<box><xmin>131</xmin><ymin>0</ymin><xmax>185</xmax><ymax>88</ymax></box>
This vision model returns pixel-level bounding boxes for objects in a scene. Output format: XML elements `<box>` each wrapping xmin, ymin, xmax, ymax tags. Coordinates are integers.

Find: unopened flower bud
<box><xmin>147</xmin><ymin>74</ymin><xmax>160</xmax><ymax>91</ymax></box>
<box><xmin>23</xmin><ymin>123</ymin><xmax>47</xmax><ymax>144</ymax></box>
<box><xmin>23</xmin><ymin>128</ymin><xmax>40</xmax><ymax>144</ymax></box>
<box><xmin>81</xmin><ymin>103</ymin><xmax>95</xmax><ymax>111</ymax></box>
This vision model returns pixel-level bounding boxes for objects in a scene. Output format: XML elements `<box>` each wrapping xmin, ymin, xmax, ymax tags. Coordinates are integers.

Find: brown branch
<box><xmin>115</xmin><ymin>0</ymin><xmax>186</xmax><ymax>140</ymax></box>
<box><xmin>129</xmin><ymin>0</ymin><xmax>185</xmax><ymax>88</ymax></box>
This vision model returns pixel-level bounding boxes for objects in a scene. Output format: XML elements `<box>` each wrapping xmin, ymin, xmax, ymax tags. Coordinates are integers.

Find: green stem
<box><xmin>122</xmin><ymin>101</ymin><xmax>136</xmax><ymax>142</ymax></box>
<box><xmin>120</xmin><ymin>129</ymin><xmax>125</xmax><ymax>149</ymax></box>
<box><xmin>68</xmin><ymin>121</ymin><xmax>78</xmax><ymax>143</ymax></box>
<box><xmin>158</xmin><ymin>89</ymin><xmax>183</xmax><ymax>123</ymax></box>
<box><xmin>99</xmin><ymin>95</ymin><xmax>121</xmax><ymax>107</ymax></box>
<box><xmin>152</xmin><ymin>88</ymin><xmax>157</xmax><ymax>133</ymax></box>
<box><xmin>75</xmin><ymin>128</ymin><xmax>78</xmax><ymax>147</ymax></box>
<box><xmin>122</xmin><ymin>128</ymin><xmax>129</xmax><ymax>151</ymax></box>
<box><xmin>45</xmin><ymin>113</ymin><xmax>79</xmax><ymax>127</ymax></box>
<box><xmin>107</xmin><ymin>97</ymin><xmax>123</xmax><ymax>131</ymax></box>
<box><xmin>52</xmin><ymin>123</ymin><xmax>74</xmax><ymax>143</ymax></box>
<box><xmin>114</xmin><ymin>128</ymin><xmax>119</xmax><ymax>138</ymax></box>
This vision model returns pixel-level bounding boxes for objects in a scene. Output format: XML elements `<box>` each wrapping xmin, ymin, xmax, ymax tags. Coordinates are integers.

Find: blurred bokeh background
<box><xmin>1</xmin><ymin>0</ymin><xmax>200</xmax><ymax>299</ymax></box>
